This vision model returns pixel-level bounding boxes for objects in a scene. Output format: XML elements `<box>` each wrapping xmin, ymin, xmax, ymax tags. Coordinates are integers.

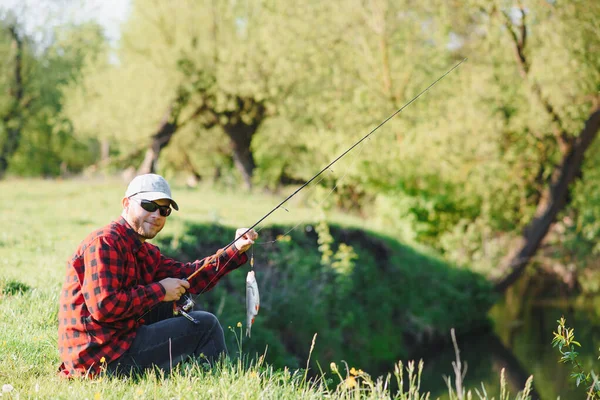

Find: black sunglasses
<box><xmin>137</xmin><ymin>199</ymin><xmax>172</xmax><ymax>217</ymax></box>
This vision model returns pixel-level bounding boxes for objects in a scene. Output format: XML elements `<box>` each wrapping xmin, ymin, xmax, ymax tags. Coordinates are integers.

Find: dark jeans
<box><xmin>106</xmin><ymin>302</ymin><xmax>227</xmax><ymax>376</ymax></box>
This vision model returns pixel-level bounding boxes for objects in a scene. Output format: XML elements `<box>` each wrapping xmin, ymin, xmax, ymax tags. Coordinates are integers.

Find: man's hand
<box><xmin>234</xmin><ymin>228</ymin><xmax>258</xmax><ymax>253</ymax></box>
<box><xmin>159</xmin><ymin>278</ymin><xmax>190</xmax><ymax>302</ymax></box>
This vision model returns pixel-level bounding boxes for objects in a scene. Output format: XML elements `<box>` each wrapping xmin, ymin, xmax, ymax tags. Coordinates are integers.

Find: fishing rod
<box><xmin>174</xmin><ymin>58</ymin><xmax>467</xmax><ymax>322</ymax></box>
<box><xmin>199</xmin><ymin>58</ymin><xmax>466</xmax><ymax>258</ymax></box>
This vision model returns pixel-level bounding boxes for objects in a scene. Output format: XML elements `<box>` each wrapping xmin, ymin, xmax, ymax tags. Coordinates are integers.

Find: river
<box><xmin>414</xmin><ymin>285</ymin><xmax>600</xmax><ymax>399</ymax></box>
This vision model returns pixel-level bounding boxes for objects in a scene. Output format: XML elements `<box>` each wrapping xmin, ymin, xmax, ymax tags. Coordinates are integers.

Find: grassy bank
<box><xmin>0</xmin><ymin>177</ymin><xmax>532</xmax><ymax>399</ymax></box>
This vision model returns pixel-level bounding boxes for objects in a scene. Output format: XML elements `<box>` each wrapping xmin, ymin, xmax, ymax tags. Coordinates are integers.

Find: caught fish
<box><xmin>246</xmin><ymin>270</ymin><xmax>260</xmax><ymax>337</ymax></box>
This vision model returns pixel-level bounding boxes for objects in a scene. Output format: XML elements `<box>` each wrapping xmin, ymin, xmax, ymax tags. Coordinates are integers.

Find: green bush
<box><xmin>155</xmin><ymin>221</ymin><xmax>496</xmax><ymax>373</ymax></box>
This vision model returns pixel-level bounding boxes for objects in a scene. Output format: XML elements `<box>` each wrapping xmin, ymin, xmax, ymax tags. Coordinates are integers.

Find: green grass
<box><xmin>0</xmin><ymin>177</ymin><xmax>534</xmax><ymax>399</ymax></box>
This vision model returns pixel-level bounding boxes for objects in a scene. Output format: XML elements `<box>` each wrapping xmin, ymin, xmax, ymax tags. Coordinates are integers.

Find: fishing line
<box><xmin>156</xmin><ymin>59</ymin><xmax>467</xmax><ymax>316</ymax></box>
<box><xmin>254</xmin><ymin>136</ymin><xmax>372</xmax><ymax>245</ymax></box>
<box><xmin>192</xmin><ymin>124</ymin><xmax>368</xmax><ymax>298</ymax></box>
<box><xmin>222</xmin><ymin>57</ymin><xmax>467</xmax><ymax>252</ymax></box>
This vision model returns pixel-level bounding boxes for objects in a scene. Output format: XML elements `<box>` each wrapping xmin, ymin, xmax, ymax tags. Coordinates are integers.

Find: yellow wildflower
<box><xmin>350</xmin><ymin>367</ymin><xmax>358</xmax><ymax>376</ymax></box>
<box><xmin>94</xmin><ymin>392</ymin><xmax>101</xmax><ymax>400</ymax></box>
<box><xmin>330</xmin><ymin>362</ymin><xmax>338</xmax><ymax>373</ymax></box>
<box><xmin>135</xmin><ymin>388</ymin><xmax>144</xmax><ymax>395</ymax></box>
<box><xmin>236</xmin><ymin>322</ymin><xmax>242</xmax><ymax>328</ymax></box>
<box><xmin>100</xmin><ymin>357</ymin><xmax>106</xmax><ymax>364</ymax></box>
<box><xmin>345</xmin><ymin>376</ymin><xmax>357</xmax><ymax>388</ymax></box>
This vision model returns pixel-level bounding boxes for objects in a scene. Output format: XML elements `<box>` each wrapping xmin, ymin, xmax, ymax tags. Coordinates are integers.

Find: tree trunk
<box><xmin>180</xmin><ymin>147</ymin><xmax>202</xmax><ymax>185</ymax></box>
<box><xmin>221</xmin><ymin>96</ymin><xmax>265</xmax><ymax>190</ymax></box>
<box><xmin>0</xmin><ymin>25</ymin><xmax>25</xmax><ymax>179</ymax></box>
<box><xmin>222</xmin><ymin>123</ymin><xmax>257</xmax><ymax>190</ymax></box>
<box><xmin>137</xmin><ymin>88</ymin><xmax>209</xmax><ymax>175</ymax></box>
<box><xmin>492</xmin><ymin>6</ymin><xmax>600</xmax><ymax>292</ymax></box>
<box><xmin>137</xmin><ymin>108</ymin><xmax>178</xmax><ymax>175</ymax></box>
<box><xmin>494</xmin><ymin>109</ymin><xmax>600</xmax><ymax>293</ymax></box>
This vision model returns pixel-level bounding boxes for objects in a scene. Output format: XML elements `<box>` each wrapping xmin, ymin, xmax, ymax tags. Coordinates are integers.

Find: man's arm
<box><xmin>157</xmin><ymin>246</ymin><xmax>248</xmax><ymax>294</ymax></box>
<box><xmin>155</xmin><ymin>228</ymin><xmax>256</xmax><ymax>293</ymax></box>
<box><xmin>81</xmin><ymin>236</ymin><xmax>165</xmax><ymax>322</ymax></box>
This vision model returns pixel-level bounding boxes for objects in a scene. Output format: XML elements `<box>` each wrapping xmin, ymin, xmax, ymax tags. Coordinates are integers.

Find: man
<box><xmin>58</xmin><ymin>174</ymin><xmax>257</xmax><ymax>377</ymax></box>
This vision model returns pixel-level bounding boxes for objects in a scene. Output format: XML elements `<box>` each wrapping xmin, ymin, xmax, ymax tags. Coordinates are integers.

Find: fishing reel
<box><xmin>173</xmin><ymin>293</ymin><xmax>199</xmax><ymax>324</ymax></box>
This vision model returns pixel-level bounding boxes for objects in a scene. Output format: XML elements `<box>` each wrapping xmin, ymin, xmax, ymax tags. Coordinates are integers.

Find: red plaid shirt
<box><xmin>58</xmin><ymin>217</ymin><xmax>247</xmax><ymax>377</ymax></box>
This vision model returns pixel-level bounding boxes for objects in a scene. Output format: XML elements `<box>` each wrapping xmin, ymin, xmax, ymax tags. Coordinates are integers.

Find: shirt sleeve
<box><xmin>81</xmin><ymin>236</ymin><xmax>165</xmax><ymax>323</ymax></box>
<box><xmin>156</xmin><ymin>245</ymin><xmax>248</xmax><ymax>294</ymax></box>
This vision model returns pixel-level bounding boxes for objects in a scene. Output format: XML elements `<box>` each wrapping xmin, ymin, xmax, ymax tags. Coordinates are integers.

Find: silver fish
<box><xmin>246</xmin><ymin>270</ymin><xmax>260</xmax><ymax>337</ymax></box>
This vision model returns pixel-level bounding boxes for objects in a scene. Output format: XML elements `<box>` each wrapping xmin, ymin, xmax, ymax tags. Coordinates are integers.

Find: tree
<box><xmin>67</xmin><ymin>0</ymin><xmax>315</xmax><ymax>189</ymax></box>
<box><xmin>0</xmin><ymin>0</ymin><xmax>107</xmax><ymax>178</ymax></box>
<box><xmin>485</xmin><ymin>0</ymin><xmax>600</xmax><ymax>291</ymax></box>
<box><xmin>390</xmin><ymin>0</ymin><xmax>600</xmax><ymax>286</ymax></box>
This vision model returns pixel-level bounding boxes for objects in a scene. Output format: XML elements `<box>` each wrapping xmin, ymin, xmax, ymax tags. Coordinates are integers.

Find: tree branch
<box><xmin>494</xmin><ymin>109</ymin><xmax>600</xmax><ymax>292</ymax></box>
<box><xmin>500</xmin><ymin>4</ymin><xmax>571</xmax><ymax>153</ymax></box>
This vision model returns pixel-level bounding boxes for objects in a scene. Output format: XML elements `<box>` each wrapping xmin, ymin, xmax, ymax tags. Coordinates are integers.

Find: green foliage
<box><xmin>552</xmin><ymin>316</ymin><xmax>600</xmax><ymax>398</ymax></box>
<box><xmin>0</xmin><ymin>19</ymin><xmax>106</xmax><ymax>176</ymax></box>
<box><xmin>155</xmin><ymin>219</ymin><xmax>495</xmax><ymax>374</ymax></box>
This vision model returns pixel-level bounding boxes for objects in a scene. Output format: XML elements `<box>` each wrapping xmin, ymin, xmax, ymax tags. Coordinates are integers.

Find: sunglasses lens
<box><xmin>140</xmin><ymin>200</ymin><xmax>171</xmax><ymax>217</ymax></box>
<box><xmin>140</xmin><ymin>200</ymin><xmax>158</xmax><ymax>212</ymax></box>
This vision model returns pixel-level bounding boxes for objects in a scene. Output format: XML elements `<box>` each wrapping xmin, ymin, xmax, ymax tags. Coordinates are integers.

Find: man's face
<box><xmin>123</xmin><ymin>197</ymin><xmax>170</xmax><ymax>240</ymax></box>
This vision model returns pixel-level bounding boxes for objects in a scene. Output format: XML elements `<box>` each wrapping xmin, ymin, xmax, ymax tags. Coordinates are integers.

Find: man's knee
<box><xmin>189</xmin><ymin>311</ymin><xmax>222</xmax><ymax>332</ymax></box>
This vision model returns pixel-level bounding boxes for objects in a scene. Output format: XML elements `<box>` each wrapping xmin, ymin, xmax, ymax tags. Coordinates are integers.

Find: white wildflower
<box><xmin>2</xmin><ymin>384</ymin><xmax>13</xmax><ymax>393</ymax></box>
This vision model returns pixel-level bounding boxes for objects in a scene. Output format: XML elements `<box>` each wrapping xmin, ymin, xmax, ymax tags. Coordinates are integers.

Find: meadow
<box><xmin>0</xmin><ymin>177</ymin><xmax>534</xmax><ymax>399</ymax></box>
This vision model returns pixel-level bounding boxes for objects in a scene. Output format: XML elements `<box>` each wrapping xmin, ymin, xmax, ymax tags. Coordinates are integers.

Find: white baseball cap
<box><xmin>125</xmin><ymin>174</ymin><xmax>179</xmax><ymax>210</ymax></box>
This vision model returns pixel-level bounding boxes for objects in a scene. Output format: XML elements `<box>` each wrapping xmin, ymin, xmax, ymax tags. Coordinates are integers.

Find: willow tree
<box><xmin>478</xmin><ymin>0</ymin><xmax>600</xmax><ymax>291</ymax></box>
<box><xmin>67</xmin><ymin>0</ymin><xmax>315</xmax><ymax>189</ymax></box>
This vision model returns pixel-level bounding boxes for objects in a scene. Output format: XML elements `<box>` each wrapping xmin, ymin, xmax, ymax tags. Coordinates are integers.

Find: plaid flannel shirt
<box><xmin>58</xmin><ymin>217</ymin><xmax>247</xmax><ymax>377</ymax></box>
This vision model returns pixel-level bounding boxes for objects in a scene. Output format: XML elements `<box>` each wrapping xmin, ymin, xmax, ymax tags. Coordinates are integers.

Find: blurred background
<box><xmin>0</xmin><ymin>0</ymin><xmax>599</xmax><ymax>398</ymax></box>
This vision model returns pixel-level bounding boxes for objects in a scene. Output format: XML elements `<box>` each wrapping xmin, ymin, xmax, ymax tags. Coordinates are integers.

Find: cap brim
<box><xmin>133</xmin><ymin>192</ymin><xmax>179</xmax><ymax>210</ymax></box>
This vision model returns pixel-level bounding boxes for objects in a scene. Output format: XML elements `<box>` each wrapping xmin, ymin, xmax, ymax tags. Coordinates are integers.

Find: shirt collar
<box><xmin>115</xmin><ymin>217</ymin><xmax>144</xmax><ymax>252</ymax></box>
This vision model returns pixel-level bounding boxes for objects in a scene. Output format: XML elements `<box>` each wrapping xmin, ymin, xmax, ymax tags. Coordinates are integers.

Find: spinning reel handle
<box><xmin>173</xmin><ymin>293</ymin><xmax>199</xmax><ymax>324</ymax></box>
<box><xmin>173</xmin><ymin>293</ymin><xmax>194</xmax><ymax>314</ymax></box>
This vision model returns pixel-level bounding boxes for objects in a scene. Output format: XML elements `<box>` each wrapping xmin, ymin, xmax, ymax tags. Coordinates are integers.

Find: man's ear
<box><xmin>122</xmin><ymin>197</ymin><xmax>130</xmax><ymax>210</ymax></box>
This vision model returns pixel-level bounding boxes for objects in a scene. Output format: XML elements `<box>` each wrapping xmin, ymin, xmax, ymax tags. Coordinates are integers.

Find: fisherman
<box><xmin>57</xmin><ymin>173</ymin><xmax>258</xmax><ymax>377</ymax></box>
